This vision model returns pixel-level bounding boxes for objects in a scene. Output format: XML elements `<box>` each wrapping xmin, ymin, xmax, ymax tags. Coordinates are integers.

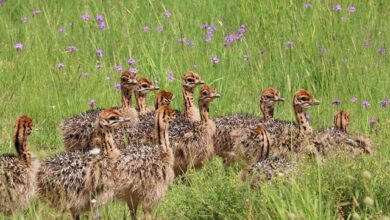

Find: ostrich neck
<box><xmin>182</xmin><ymin>87</ymin><xmax>198</xmax><ymax>121</ymax></box>
<box><xmin>199</xmin><ymin>100</ymin><xmax>210</xmax><ymax>123</ymax></box>
<box><xmin>136</xmin><ymin>92</ymin><xmax>148</xmax><ymax>114</ymax></box>
<box><xmin>260</xmin><ymin>101</ymin><xmax>274</xmax><ymax>121</ymax></box>
<box><xmin>13</xmin><ymin>126</ymin><xmax>32</xmax><ymax>163</ymax></box>
<box><xmin>95</xmin><ymin>124</ymin><xmax>119</xmax><ymax>157</ymax></box>
<box><xmin>155</xmin><ymin>113</ymin><xmax>170</xmax><ymax>152</ymax></box>
<box><xmin>121</xmin><ymin>86</ymin><xmax>135</xmax><ymax>109</ymax></box>
<box><xmin>294</xmin><ymin>105</ymin><xmax>312</xmax><ymax>135</ymax></box>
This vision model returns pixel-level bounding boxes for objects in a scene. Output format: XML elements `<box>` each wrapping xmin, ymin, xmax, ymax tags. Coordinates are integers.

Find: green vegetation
<box><xmin>0</xmin><ymin>0</ymin><xmax>389</xmax><ymax>219</ymax></box>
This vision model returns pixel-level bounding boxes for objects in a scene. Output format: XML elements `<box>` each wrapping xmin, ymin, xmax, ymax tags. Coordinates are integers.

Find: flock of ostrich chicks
<box><xmin>0</xmin><ymin>71</ymin><xmax>373</xmax><ymax>219</ymax></box>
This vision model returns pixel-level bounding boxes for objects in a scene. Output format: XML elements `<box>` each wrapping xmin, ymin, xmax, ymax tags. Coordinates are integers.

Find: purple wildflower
<box><xmin>96</xmin><ymin>15</ymin><xmax>104</xmax><ymax>22</ymax></box>
<box><xmin>224</xmin><ymin>34</ymin><xmax>236</xmax><ymax>46</ymax></box>
<box><xmin>66</xmin><ymin>46</ymin><xmax>77</xmax><ymax>52</ymax></box>
<box><xmin>33</xmin><ymin>9</ymin><xmax>41</xmax><ymax>15</ymax></box>
<box><xmin>58</xmin><ymin>27</ymin><xmax>66</xmax><ymax>33</ymax></box>
<box><xmin>0</xmin><ymin>0</ymin><xmax>4</xmax><ymax>7</ymax></box>
<box><xmin>178</xmin><ymin>38</ymin><xmax>185</xmax><ymax>43</ymax></box>
<box><xmin>94</xmin><ymin>213</ymin><xmax>102</xmax><ymax>219</ymax></box>
<box><xmin>114</xmin><ymin>65</ymin><xmax>123</xmax><ymax>72</ymax></box>
<box><xmin>348</xmin><ymin>5</ymin><xmax>356</xmax><ymax>13</ymax></box>
<box><xmin>89</xmin><ymin>99</ymin><xmax>96</xmax><ymax>109</ymax></box>
<box><xmin>186</xmin><ymin>40</ymin><xmax>194</xmax><ymax>47</ymax></box>
<box><xmin>21</xmin><ymin>17</ymin><xmax>29</xmax><ymax>23</ymax></box>
<box><xmin>332</xmin><ymin>99</ymin><xmax>341</xmax><ymax>105</ymax></box>
<box><xmin>304</xmin><ymin>3</ymin><xmax>313</xmax><ymax>9</ymax></box>
<box><xmin>115</xmin><ymin>83</ymin><xmax>121</xmax><ymax>90</ymax></box>
<box><xmin>56</xmin><ymin>63</ymin><xmax>64</xmax><ymax>69</ymax></box>
<box><xmin>333</xmin><ymin>4</ymin><xmax>341</xmax><ymax>11</ymax></box>
<box><xmin>156</xmin><ymin>26</ymin><xmax>164</xmax><ymax>32</ymax></box>
<box><xmin>98</xmin><ymin>22</ymin><xmax>106</xmax><ymax>31</ymax></box>
<box><xmin>368</xmin><ymin>118</ymin><xmax>377</xmax><ymax>125</ymax></box>
<box><xmin>96</xmin><ymin>49</ymin><xmax>104</xmax><ymax>58</ymax></box>
<box><xmin>14</xmin><ymin>43</ymin><xmax>24</xmax><ymax>50</ymax></box>
<box><xmin>237</xmin><ymin>24</ymin><xmax>247</xmax><ymax>35</ymax></box>
<box><xmin>167</xmin><ymin>70</ymin><xmax>174</xmax><ymax>82</ymax></box>
<box><xmin>243</xmin><ymin>54</ymin><xmax>250</xmax><ymax>61</ymax></box>
<box><xmin>201</xmin><ymin>24</ymin><xmax>209</xmax><ymax>29</ymax></box>
<box><xmin>95</xmin><ymin>62</ymin><xmax>103</xmax><ymax>69</ymax></box>
<box><xmin>351</xmin><ymin>97</ymin><xmax>357</xmax><ymax>103</ymax></box>
<box><xmin>362</xmin><ymin>101</ymin><xmax>370</xmax><ymax>107</ymax></box>
<box><xmin>378</xmin><ymin>48</ymin><xmax>386</xmax><ymax>55</ymax></box>
<box><xmin>163</xmin><ymin>11</ymin><xmax>172</xmax><ymax>18</ymax></box>
<box><xmin>364</xmin><ymin>40</ymin><xmax>372</xmax><ymax>48</ymax></box>
<box><xmin>82</xmin><ymin>13</ymin><xmax>90</xmax><ymax>21</ymax></box>
<box><xmin>129</xmin><ymin>67</ymin><xmax>138</xmax><ymax>74</ymax></box>
<box><xmin>381</xmin><ymin>98</ymin><xmax>389</xmax><ymax>108</ymax></box>
<box><xmin>286</xmin><ymin>40</ymin><xmax>294</xmax><ymax>49</ymax></box>
<box><xmin>143</xmin><ymin>26</ymin><xmax>150</xmax><ymax>32</ymax></box>
<box><xmin>127</xmin><ymin>58</ymin><xmax>136</xmax><ymax>65</ymax></box>
<box><xmin>81</xmin><ymin>72</ymin><xmax>89</xmax><ymax>77</ymax></box>
<box><xmin>211</xmin><ymin>56</ymin><xmax>219</xmax><ymax>64</ymax></box>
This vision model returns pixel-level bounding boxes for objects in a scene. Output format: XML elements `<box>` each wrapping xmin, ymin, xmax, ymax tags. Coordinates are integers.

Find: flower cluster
<box><xmin>224</xmin><ymin>24</ymin><xmax>247</xmax><ymax>46</ymax></box>
<box><xmin>201</xmin><ymin>24</ymin><xmax>218</xmax><ymax>43</ymax></box>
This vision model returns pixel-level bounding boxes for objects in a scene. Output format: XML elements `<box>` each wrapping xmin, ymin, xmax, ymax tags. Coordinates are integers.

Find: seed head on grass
<box><xmin>164</xmin><ymin>11</ymin><xmax>172</xmax><ymax>18</ymax></box>
<box><xmin>58</xmin><ymin>27</ymin><xmax>65</xmax><ymax>33</ymax></box>
<box><xmin>21</xmin><ymin>16</ymin><xmax>28</xmax><ymax>22</ymax></box>
<box><xmin>157</xmin><ymin>25</ymin><xmax>164</xmax><ymax>32</ymax></box>
<box><xmin>167</xmin><ymin>70</ymin><xmax>174</xmax><ymax>82</ymax></box>
<box><xmin>143</xmin><ymin>26</ymin><xmax>150</xmax><ymax>32</ymax></box>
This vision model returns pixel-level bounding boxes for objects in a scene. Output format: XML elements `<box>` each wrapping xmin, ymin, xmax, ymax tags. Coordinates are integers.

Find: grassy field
<box><xmin>1</xmin><ymin>0</ymin><xmax>389</xmax><ymax>219</ymax></box>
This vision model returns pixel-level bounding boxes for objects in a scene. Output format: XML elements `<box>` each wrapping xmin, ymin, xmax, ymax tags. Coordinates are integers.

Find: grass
<box><xmin>0</xmin><ymin>0</ymin><xmax>389</xmax><ymax>219</ymax></box>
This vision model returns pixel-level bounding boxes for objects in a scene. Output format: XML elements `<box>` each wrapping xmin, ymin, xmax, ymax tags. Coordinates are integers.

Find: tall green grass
<box><xmin>0</xmin><ymin>0</ymin><xmax>389</xmax><ymax>219</ymax></box>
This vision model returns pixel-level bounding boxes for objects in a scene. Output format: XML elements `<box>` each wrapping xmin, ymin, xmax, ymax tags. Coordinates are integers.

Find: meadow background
<box><xmin>0</xmin><ymin>0</ymin><xmax>390</xmax><ymax>219</ymax></box>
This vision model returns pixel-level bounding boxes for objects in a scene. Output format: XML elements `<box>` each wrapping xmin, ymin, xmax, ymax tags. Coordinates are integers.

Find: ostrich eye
<box><xmin>266</xmin><ymin>95</ymin><xmax>273</xmax><ymax>99</ymax></box>
<box><xmin>142</xmin><ymin>84</ymin><xmax>148</xmax><ymax>88</ymax></box>
<box><xmin>202</xmin><ymin>91</ymin><xmax>209</xmax><ymax>96</ymax></box>
<box><xmin>109</xmin><ymin>116</ymin><xmax>118</xmax><ymax>120</ymax></box>
<box><xmin>186</xmin><ymin>78</ymin><xmax>194</xmax><ymax>83</ymax></box>
<box><xmin>300</xmin><ymin>97</ymin><xmax>309</xmax><ymax>102</ymax></box>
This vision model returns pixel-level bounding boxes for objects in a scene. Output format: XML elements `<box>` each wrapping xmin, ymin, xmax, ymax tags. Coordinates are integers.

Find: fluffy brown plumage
<box><xmin>0</xmin><ymin>116</ymin><xmax>39</xmax><ymax>216</ymax></box>
<box><xmin>231</xmin><ymin>124</ymin><xmax>273</xmax><ymax>165</ymax></box>
<box><xmin>112</xmin><ymin>90</ymin><xmax>175</xmax><ymax>147</ymax></box>
<box><xmin>214</xmin><ymin>88</ymin><xmax>284</xmax><ymax>162</ymax></box>
<box><xmin>114</xmin><ymin>105</ymin><xmax>176</xmax><ymax>220</ymax></box>
<box><xmin>60</xmin><ymin>73</ymin><xmax>160</xmax><ymax>152</ymax></box>
<box><xmin>173</xmin><ymin>85</ymin><xmax>220</xmax><ymax>175</ymax></box>
<box><xmin>312</xmin><ymin>110</ymin><xmax>374</xmax><ymax>155</ymax></box>
<box><xmin>37</xmin><ymin>109</ymin><xmax>128</xmax><ymax>220</ymax></box>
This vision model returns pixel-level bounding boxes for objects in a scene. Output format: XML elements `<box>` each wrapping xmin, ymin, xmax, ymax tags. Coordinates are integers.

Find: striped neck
<box><xmin>136</xmin><ymin>91</ymin><xmax>148</xmax><ymax>114</ymax></box>
<box><xmin>121</xmin><ymin>86</ymin><xmax>135</xmax><ymax>109</ymax></box>
<box><xmin>260</xmin><ymin>101</ymin><xmax>274</xmax><ymax>121</ymax></box>
<box><xmin>294</xmin><ymin>105</ymin><xmax>312</xmax><ymax>135</ymax></box>
<box><xmin>13</xmin><ymin>126</ymin><xmax>32</xmax><ymax>164</ymax></box>
<box><xmin>155</xmin><ymin>111</ymin><xmax>170</xmax><ymax>151</ymax></box>
<box><xmin>182</xmin><ymin>87</ymin><xmax>198</xmax><ymax>121</ymax></box>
